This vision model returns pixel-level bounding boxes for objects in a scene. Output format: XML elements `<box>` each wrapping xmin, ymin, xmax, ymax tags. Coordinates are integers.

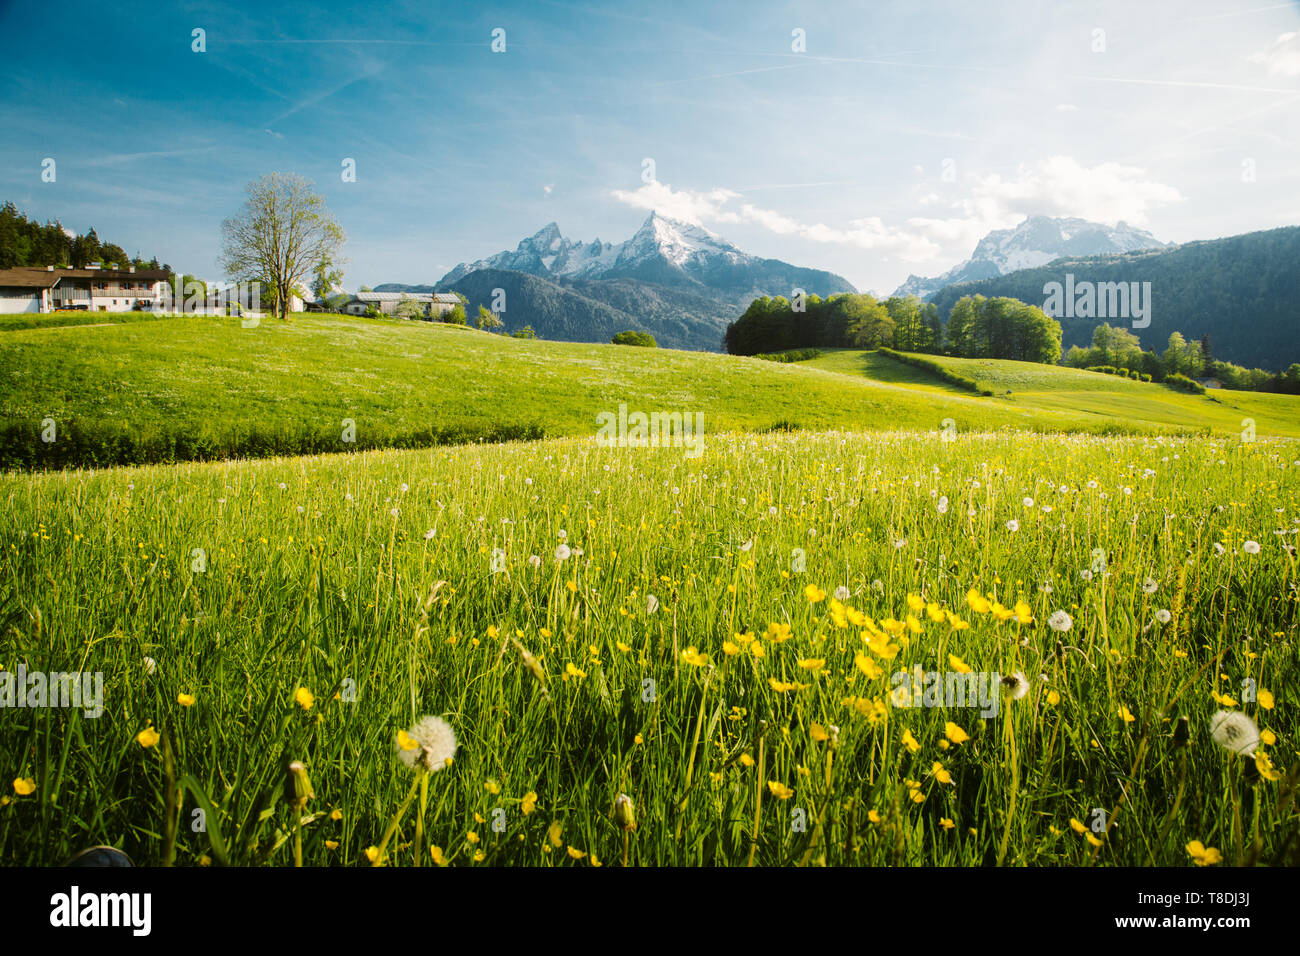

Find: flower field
<box><xmin>1</xmin><ymin>429</ymin><xmax>1296</xmax><ymax>866</ymax></box>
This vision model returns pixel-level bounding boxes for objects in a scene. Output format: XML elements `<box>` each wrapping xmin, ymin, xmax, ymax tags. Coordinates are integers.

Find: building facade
<box><xmin>340</xmin><ymin>291</ymin><xmax>462</xmax><ymax>318</ymax></box>
<box><xmin>0</xmin><ymin>265</ymin><xmax>173</xmax><ymax>313</ymax></box>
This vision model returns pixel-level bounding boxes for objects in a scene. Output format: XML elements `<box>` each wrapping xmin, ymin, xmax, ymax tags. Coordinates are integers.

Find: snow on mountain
<box><xmin>438</xmin><ymin>211</ymin><xmax>852</xmax><ymax>297</ymax></box>
<box><xmin>893</xmin><ymin>215</ymin><xmax>1169</xmax><ymax>300</ymax></box>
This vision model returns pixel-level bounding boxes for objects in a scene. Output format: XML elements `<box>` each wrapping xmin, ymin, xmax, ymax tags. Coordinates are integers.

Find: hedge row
<box><xmin>877</xmin><ymin>348</ymin><xmax>993</xmax><ymax>396</ymax></box>
<box><xmin>1163</xmin><ymin>373</ymin><xmax>1207</xmax><ymax>395</ymax></box>
<box><xmin>0</xmin><ymin>419</ymin><xmax>546</xmax><ymax>471</ymax></box>
<box><xmin>754</xmin><ymin>348</ymin><xmax>822</xmax><ymax>363</ymax></box>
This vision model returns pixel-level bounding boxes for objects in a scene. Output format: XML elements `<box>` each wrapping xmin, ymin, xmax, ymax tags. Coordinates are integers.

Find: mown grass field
<box><xmin>6</xmin><ymin>313</ymin><xmax>1300</xmax><ymax>470</ymax></box>
<box><xmin>1</xmin><ymin>430</ymin><xmax>1296</xmax><ymax>866</ymax></box>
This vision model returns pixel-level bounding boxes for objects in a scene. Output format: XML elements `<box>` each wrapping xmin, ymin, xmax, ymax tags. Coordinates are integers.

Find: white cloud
<box><xmin>610</xmin><ymin>156</ymin><xmax>1181</xmax><ymax>272</ymax></box>
<box><xmin>543</xmin><ymin>184</ymin><xmax>555</xmax><ymax>195</ymax></box>
<box><xmin>1248</xmin><ymin>32</ymin><xmax>1300</xmax><ymax>76</ymax></box>
<box><xmin>610</xmin><ymin>180</ymin><xmax>939</xmax><ymax>260</ymax></box>
<box><xmin>967</xmin><ymin>156</ymin><xmax>1183</xmax><ymax>226</ymax></box>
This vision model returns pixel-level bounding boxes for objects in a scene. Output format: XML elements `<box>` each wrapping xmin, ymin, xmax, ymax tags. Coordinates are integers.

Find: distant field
<box><xmin>0</xmin><ymin>313</ymin><xmax>1134</xmax><ymax>469</ymax></box>
<box><xmin>802</xmin><ymin>349</ymin><xmax>1300</xmax><ymax>440</ymax></box>
<box><xmin>3</xmin><ymin>317</ymin><xmax>1299</xmax><ymax>469</ymax></box>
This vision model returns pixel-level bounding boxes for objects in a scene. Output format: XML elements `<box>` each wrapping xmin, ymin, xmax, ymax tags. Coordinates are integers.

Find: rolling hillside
<box><xmin>2</xmin><ymin>313</ymin><xmax>1298</xmax><ymax>469</ymax></box>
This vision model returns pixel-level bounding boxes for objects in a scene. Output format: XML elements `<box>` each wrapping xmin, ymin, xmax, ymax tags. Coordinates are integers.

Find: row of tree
<box><xmin>724</xmin><ymin>293</ymin><xmax>944</xmax><ymax>355</ymax></box>
<box><xmin>725</xmin><ymin>291</ymin><xmax>1063</xmax><ymax>364</ymax></box>
<box><xmin>1067</xmin><ymin>323</ymin><xmax>1300</xmax><ymax>393</ymax></box>
<box><xmin>0</xmin><ymin>201</ymin><xmax>164</xmax><ymax>271</ymax></box>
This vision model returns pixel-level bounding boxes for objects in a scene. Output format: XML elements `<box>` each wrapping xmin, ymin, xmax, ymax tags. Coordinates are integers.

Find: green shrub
<box><xmin>1163</xmin><ymin>373</ymin><xmax>1206</xmax><ymax>395</ymax></box>
<box><xmin>754</xmin><ymin>348</ymin><xmax>822</xmax><ymax>363</ymax></box>
<box><xmin>612</xmin><ymin>330</ymin><xmax>657</xmax><ymax>347</ymax></box>
<box><xmin>1139</xmin><ymin>373</ymin><xmax>1152</xmax><ymax>382</ymax></box>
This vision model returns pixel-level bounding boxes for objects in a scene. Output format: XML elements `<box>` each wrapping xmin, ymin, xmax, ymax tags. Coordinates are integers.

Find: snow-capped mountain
<box><xmin>893</xmin><ymin>215</ymin><xmax>1169</xmax><ymax>299</ymax></box>
<box><xmin>438</xmin><ymin>211</ymin><xmax>855</xmax><ymax>299</ymax></box>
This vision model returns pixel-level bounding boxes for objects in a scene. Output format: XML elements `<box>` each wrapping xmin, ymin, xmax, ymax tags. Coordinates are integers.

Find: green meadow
<box><xmin>5</xmin><ymin>313</ymin><xmax>1299</xmax><ymax>471</ymax></box>
<box><xmin>1</xmin><ymin>314</ymin><xmax>1297</xmax><ymax>867</ymax></box>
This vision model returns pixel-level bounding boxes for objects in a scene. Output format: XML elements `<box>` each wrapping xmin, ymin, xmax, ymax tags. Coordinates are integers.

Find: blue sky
<box><xmin>1</xmin><ymin>0</ymin><xmax>1297</xmax><ymax>293</ymax></box>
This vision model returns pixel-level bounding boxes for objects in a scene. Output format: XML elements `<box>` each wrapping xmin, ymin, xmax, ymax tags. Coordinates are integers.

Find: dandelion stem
<box><xmin>374</xmin><ymin>770</ymin><xmax>424</xmax><ymax>866</ymax></box>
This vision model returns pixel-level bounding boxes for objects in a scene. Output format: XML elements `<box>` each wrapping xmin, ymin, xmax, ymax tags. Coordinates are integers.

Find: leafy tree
<box><xmin>311</xmin><ymin>254</ymin><xmax>345</xmax><ymax>304</ymax></box>
<box><xmin>219</xmin><ymin>172</ymin><xmax>346</xmax><ymax>320</ymax></box>
<box><xmin>476</xmin><ymin>305</ymin><xmax>504</xmax><ymax>331</ymax></box>
<box><xmin>394</xmin><ymin>295</ymin><xmax>425</xmax><ymax>321</ymax></box>
<box><xmin>444</xmin><ymin>303</ymin><xmax>466</xmax><ymax>325</ymax></box>
<box><xmin>844</xmin><ymin>295</ymin><xmax>894</xmax><ymax>348</ymax></box>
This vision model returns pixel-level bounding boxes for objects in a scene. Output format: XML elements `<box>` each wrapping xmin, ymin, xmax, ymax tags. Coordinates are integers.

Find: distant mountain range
<box><xmin>894</xmin><ymin>216</ymin><xmax>1169</xmax><ymax>300</ymax></box>
<box><xmin>375</xmin><ymin>212</ymin><xmax>856</xmax><ymax>350</ymax></box>
<box><xmin>927</xmin><ymin>225</ymin><xmax>1300</xmax><ymax>370</ymax></box>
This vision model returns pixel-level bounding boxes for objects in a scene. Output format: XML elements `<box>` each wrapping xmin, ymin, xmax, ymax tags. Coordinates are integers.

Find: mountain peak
<box><xmin>893</xmin><ymin>215</ymin><xmax>1167</xmax><ymax>299</ymax></box>
<box><xmin>437</xmin><ymin>215</ymin><xmax>855</xmax><ymax>298</ymax></box>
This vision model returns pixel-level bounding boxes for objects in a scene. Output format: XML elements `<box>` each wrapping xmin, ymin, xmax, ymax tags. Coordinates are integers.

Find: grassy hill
<box><xmin>3</xmin><ymin>313</ymin><xmax>1299</xmax><ymax>469</ymax></box>
<box><xmin>801</xmin><ymin>349</ymin><xmax>1300</xmax><ymax>440</ymax></box>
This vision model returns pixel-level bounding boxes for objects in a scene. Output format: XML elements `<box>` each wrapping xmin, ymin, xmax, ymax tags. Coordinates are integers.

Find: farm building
<box><xmin>0</xmin><ymin>264</ymin><xmax>172</xmax><ymax>313</ymax></box>
<box><xmin>339</xmin><ymin>291</ymin><xmax>462</xmax><ymax>318</ymax></box>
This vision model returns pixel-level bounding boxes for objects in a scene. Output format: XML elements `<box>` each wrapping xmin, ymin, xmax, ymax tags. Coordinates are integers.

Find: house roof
<box><xmin>353</xmin><ymin>291</ymin><xmax>461</xmax><ymax>304</ymax></box>
<box><xmin>0</xmin><ymin>266</ymin><xmax>171</xmax><ymax>289</ymax></box>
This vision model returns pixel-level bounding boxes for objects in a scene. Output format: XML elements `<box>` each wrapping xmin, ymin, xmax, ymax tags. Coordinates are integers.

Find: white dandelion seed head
<box><xmin>768</xmin><ymin>506</ymin><xmax>778</xmax><ymax>515</ymax></box>
<box><xmin>557</xmin><ymin>529</ymin><xmax>567</xmax><ymax>541</ymax></box>
<box><xmin>871</xmin><ymin>579</ymin><xmax>884</xmax><ymax>593</ymax></box>
<box><xmin>937</xmin><ymin>496</ymin><xmax>949</xmax><ymax>514</ymax></box>
<box><xmin>833</xmin><ymin>586</ymin><xmax>850</xmax><ymax>602</ymax></box>
<box><xmin>1022</xmin><ymin>497</ymin><xmax>1034</xmax><ymax>508</ymax></box>
<box><xmin>296</xmin><ymin>505</ymin><xmax>304</xmax><ymax>514</ymax></box>
<box><xmin>345</xmin><ymin>493</ymin><xmax>353</xmax><ymax>501</ymax></box>
<box><xmin>1243</xmin><ymin>540</ymin><xmax>1261</xmax><ymax>554</ymax></box>
<box><xmin>278</xmin><ymin>482</ymin><xmax>287</xmax><ymax>490</ymax></box>
<box><xmin>390</xmin><ymin>508</ymin><xmax>399</xmax><ymax>518</ymax></box>
<box><xmin>1080</xmin><ymin>569</ymin><xmax>1093</xmax><ymax>582</ymax></box>
<box><xmin>1213</xmin><ymin>542</ymin><xmax>1226</xmax><ymax>556</ymax></box>
<box><xmin>423</xmin><ymin>529</ymin><xmax>436</xmax><ymax>540</ymax></box>
<box><xmin>555</xmin><ymin>544</ymin><xmax>571</xmax><ymax>562</ymax></box>
<box><xmin>400</xmin><ymin>483</ymin><xmax>409</xmax><ymax>493</ymax></box>
<box><xmin>740</xmin><ymin>538</ymin><xmax>753</xmax><ymax>552</ymax></box>
<box><xmin>1002</xmin><ymin>671</ymin><xmax>1030</xmax><ymax>700</ymax></box>
<box><xmin>1209</xmin><ymin>710</ymin><xmax>1259</xmax><ymax>756</ymax></box>
<box><xmin>1155</xmin><ymin>608</ymin><xmax>1172</xmax><ymax>624</ymax></box>
<box><xmin>528</xmin><ymin>554</ymin><xmax>542</xmax><ymax>568</ymax></box>
<box><xmin>1006</xmin><ymin>519</ymin><xmax>1019</xmax><ymax>533</ymax></box>
<box><xmin>1048</xmin><ymin>610</ymin><xmax>1073</xmax><ymax>632</ymax></box>
<box><xmin>397</xmin><ymin>715</ymin><xmax>458</xmax><ymax>772</ymax></box>
<box><xmin>1142</xmin><ymin>577</ymin><xmax>1158</xmax><ymax>594</ymax></box>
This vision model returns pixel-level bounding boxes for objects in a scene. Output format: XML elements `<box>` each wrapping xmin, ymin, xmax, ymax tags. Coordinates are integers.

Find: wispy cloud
<box><xmin>1248</xmin><ymin>32</ymin><xmax>1300</xmax><ymax>77</ymax></box>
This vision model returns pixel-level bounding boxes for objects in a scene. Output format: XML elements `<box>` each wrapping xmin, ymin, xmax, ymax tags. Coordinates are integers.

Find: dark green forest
<box><xmin>0</xmin><ymin>202</ymin><xmax>164</xmax><ymax>271</ymax></box>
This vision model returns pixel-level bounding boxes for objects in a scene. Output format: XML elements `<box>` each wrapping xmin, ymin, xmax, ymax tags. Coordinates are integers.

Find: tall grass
<box><xmin>0</xmin><ymin>429</ymin><xmax>1295</xmax><ymax>866</ymax></box>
